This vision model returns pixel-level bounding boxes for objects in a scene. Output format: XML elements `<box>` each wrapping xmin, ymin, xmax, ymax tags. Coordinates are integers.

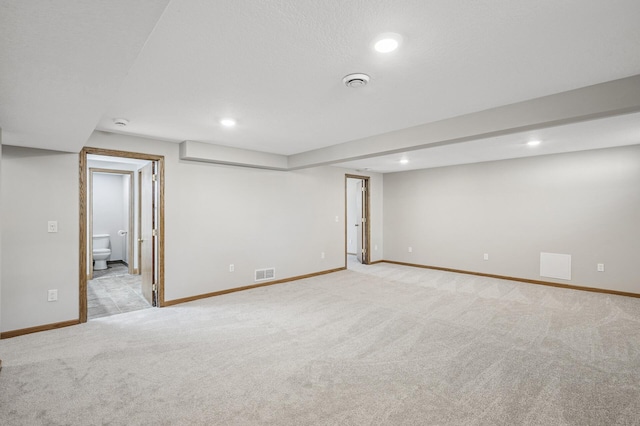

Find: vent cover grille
<box><xmin>342</xmin><ymin>73</ymin><xmax>370</xmax><ymax>88</ymax></box>
<box><xmin>255</xmin><ymin>267</ymin><xmax>276</xmax><ymax>282</ymax></box>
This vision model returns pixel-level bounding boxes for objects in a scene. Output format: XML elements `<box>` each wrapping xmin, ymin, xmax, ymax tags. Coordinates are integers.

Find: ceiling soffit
<box><xmin>180</xmin><ymin>74</ymin><xmax>640</xmax><ymax>171</ymax></box>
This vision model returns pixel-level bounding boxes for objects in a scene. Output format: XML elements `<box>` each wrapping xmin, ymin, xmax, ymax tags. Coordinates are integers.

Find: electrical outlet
<box><xmin>48</xmin><ymin>289</ymin><xmax>58</xmax><ymax>302</ymax></box>
<box><xmin>321</xmin><ymin>252</ymin><xmax>325</xmax><ymax>259</ymax></box>
<box><xmin>335</xmin><ymin>216</ymin><xmax>339</xmax><ymax>222</ymax></box>
<box><xmin>408</xmin><ymin>247</ymin><xmax>413</xmax><ymax>253</ymax></box>
<box><xmin>229</xmin><ymin>264</ymin><xmax>234</xmax><ymax>272</ymax></box>
<box><xmin>48</xmin><ymin>221</ymin><xmax>58</xmax><ymax>233</ymax></box>
<box><xmin>483</xmin><ymin>253</ymin><xmax>489</xmax><ymax>261</ymax></box>
<box><xmin>597</xmin><ymin>263</ymin><xmax>605</xmax><ymax>272</ymax></box>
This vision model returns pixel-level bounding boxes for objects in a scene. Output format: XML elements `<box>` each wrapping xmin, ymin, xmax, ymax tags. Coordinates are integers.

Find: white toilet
<box><xmin>92</xmin><ymin>234</ymin><xmax>111</xmax><ymax>270</ymax></box>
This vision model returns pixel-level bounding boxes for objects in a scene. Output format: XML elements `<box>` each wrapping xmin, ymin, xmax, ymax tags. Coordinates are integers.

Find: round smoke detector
<box><xmin>343</xmin><ymin>73</ymin><xmax>370</xmax><ymax>88</ymax></box>
<box><xmin>113</xmin><ymin>118</ymin><xmax>129</xmax><ymax>127</ymax></box>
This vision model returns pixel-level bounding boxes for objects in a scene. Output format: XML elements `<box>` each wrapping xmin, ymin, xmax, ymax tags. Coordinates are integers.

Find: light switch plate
<box><xmin>48</xmin><ymin>221</ymin><xmax>58</xmax><ymax>233</ymax></box>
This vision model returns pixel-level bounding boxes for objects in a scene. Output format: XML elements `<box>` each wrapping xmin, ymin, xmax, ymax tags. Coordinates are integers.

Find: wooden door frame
<box><xmin>88</xmin><ymin>168</ymin><xmax>135</xmax><ymax>279</ymax></box>
<box><xmin>79</xmin><ymin>147</ymin><xmax>165</xmax><ymax>323</ymax></box>
<box><xmin>345</xmin><ymin>174</ymin><xmax>371</xmax><ymax>265</ymax></box>
<box><xmin>137</xmin><ymin>169</ymin><xmax>142</xmax><ymax>275</ymax></box>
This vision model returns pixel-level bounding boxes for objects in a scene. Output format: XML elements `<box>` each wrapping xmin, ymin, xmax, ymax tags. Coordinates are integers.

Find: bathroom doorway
<box><xmin>79</xmin><ymin>147</ymin><xmax>165</xmax><ymax>322</ymax></box>
<box><xmin>87</xmin><ymin>167</ymin><xmax>143</xmax><ymax>320</ymax></box>
<box><xmin>88</xmin><ymin>168</ymin><xmax>134</xmax><ymax>280</ymax></box>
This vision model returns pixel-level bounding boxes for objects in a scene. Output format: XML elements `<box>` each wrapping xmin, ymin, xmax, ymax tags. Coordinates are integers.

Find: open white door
<box><xmin>346</xmin><ymin>175</ymin><xmax>370</xmax><ymax>267</ymax></box>
<box><xmin>140</xmin><ymin>162</ymin><xmax>154</xmax><ymax>305</ymax></box>
<box><xmin>356</xmin><ymin>180</ymin><xmax>364</xmax><ymax>263</ymax></box>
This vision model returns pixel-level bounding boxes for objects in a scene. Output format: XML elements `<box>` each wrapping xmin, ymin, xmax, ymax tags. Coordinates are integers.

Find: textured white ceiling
<box><xmin>0</xmin><ymin>0</ymin><xmax>170</xmax><ymax>152</ymax></box>
<box><xmin>95</xmin><ymin>0</ymin><xmax>640</xmax><ymax>156</ymax></box>
<box><xmin>2</xmin><ymin>0</ymin><xmax>640</xmax><ymax>171</ymax></box>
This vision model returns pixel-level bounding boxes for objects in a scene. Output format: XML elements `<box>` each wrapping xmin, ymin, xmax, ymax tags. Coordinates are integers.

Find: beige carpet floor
<box><xmin>1</xmin><ymin>261</ymin><xmax>639</xmax><ymax>425</ymax></box>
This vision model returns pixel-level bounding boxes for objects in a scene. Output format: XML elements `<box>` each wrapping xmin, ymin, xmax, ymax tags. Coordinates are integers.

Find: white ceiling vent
<box><xmin>343</xmin><ymin>73</ymin><xmax>370</xmax><ymax>88</ymax></box>
<box><xmin>255</xmin><ymin>267</ymin><xmax>276</xmax><ymax>282</ymax></box>
<box><xmin>113</xmin><ymin>118</ymin><xmax>129</xmax><ymax>127</ymax></box>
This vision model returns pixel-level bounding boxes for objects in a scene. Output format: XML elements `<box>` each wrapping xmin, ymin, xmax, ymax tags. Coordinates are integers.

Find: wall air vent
<box><xmin>255</xmin><ymin>267</ymin><xmax>276</xmax><ymax>282</ymax></box>
<box><xmin>540</xmin><ymin>252</ymin><xmax>571</xmax><ymax>280</ymax></box>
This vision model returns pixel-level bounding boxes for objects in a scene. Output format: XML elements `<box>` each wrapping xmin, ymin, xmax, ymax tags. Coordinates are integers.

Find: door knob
<box><xmin>138</xmin><ymin>238</ymin><xmax>144</xmax><ymax>243</ymax></box>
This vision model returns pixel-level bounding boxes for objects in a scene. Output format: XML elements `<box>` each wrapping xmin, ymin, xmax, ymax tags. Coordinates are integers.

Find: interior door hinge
<box><xmin>152</xmin><ymin>283</ymin><xmax>157</xmax><ymax>291</ymax></box>
<box><xmin>152</xmin><ymin>229</ymin><xmax>157</xmax><ymax>237</ymax></box>
<box><xmin>361</xmin><ymin>217</ymin><xmax>366</xmax><ymax>223</ymax></box>
<box><xmin>362</xmin><ymin>249</ymin><xmax>366</xmax><ymax>255</ymax></box>
<box><xmin>152</xmin><ymin>174</ymin><xmax>157</xmax><ymax>182</ymax></box>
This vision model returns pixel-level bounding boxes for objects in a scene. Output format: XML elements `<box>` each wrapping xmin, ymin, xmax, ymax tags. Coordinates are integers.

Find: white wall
<box><xmin>2</xmin><ymin>129</ymin><xmax>637</xmax><ymax>334</ymax></box>
<box><xmin>87</xmin><ymin>132</ymin><xmax>383</xmax><ymax>302</ymax></box>
<box><xmin>369</xmin><ymin>172</ymin><xmax>383</xmax><ymax>262</ymax></box>
<box><xmin>1</xmin><ymin>146</ymin><xmax>79</xmax><ymax>332</ymax></box>
<box><xmin>383</xmin><ymin>145</ymin><xmax>640</xmax><ymax>293</ymax></box>
<box><xmin>92</xmin><ymin>173</ymin><xmax>126</xmax><ymax>261</ymax></box>
<box><xmin>0</xmin><ymin>131</ymin><xmax>384</xmax><ymax>333</ymax></box>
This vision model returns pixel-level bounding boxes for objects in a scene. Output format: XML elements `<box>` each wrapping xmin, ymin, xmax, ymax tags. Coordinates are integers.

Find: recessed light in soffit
<box><xmin>220</xmin><ymin>118</ymin><xmax>237</xmax><ymax>127</ymax></box>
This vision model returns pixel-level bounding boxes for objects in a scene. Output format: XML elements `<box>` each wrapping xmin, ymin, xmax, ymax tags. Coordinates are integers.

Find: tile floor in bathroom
<box><xmin>87</xmin><ymin>263</ymin><xmax>152</xmax><ymax>320</ymax></box>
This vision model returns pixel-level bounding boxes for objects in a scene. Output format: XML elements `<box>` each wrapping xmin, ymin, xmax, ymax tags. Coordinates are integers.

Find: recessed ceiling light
<box><xmin>113</xmin><ymin>118</ymin><xmax>129</xmax><ymax>127</ymax></box>
<box><xmin>527</xmin><ymin>140</ymin><xmax>541</xmax><ymax>146</ymax></box>
<box><xmin>400</xmin><ymin>158</ymin><xmax>409</xmax><ymax>164</ymax></box>
<box><xmin>375</xmin><ymin>38</ymin><xmax>398</xmax><ymax>53</ymax></box>
<box><xmin>373</xmin><ymin>33</ymin><xmax>403</xmax><ymax>53</ymax></box>
<box><xmin>220</xmin><ymin>118</ymin><xmax>236</xmax><ymax>127</ymax></box>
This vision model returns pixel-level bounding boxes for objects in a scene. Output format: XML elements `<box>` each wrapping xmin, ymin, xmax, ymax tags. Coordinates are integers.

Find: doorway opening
<box><xmin>89</xmin><ymin>168</ymin><xmax>135</xmax><ymax>278</ymax></box>
<box><xmin>87</xmin><ymin>167</ymin><xmax>142</xmax><ymax>319</ymax></box>
<box><xmin>345</xmin><ymin>175</ymin><xmax>370</xmax><ymax>268</ymax></box>
<box><xmin>79</xmin><ymin>147</ymin><xmax>165</xmax><ymax>323</ymax></box>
